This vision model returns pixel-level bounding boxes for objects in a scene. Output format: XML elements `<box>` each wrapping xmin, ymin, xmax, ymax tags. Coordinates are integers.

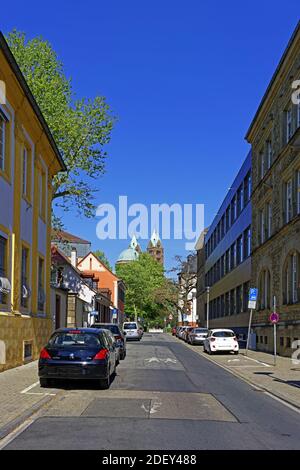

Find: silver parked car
<box><xmin>187</xmin><ymin>328</ymin><xmax>208</xmax><ymax>345</ymax></box>
<box><xmin>123</xmin><ymin>321</ymin><xmax>142</xmax><ymax>341</ymax></box>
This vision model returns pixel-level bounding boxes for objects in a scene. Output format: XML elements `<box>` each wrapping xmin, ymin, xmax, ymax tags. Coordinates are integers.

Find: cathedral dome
<box><xmin>116</xmin><ymin>247</ymin><xmax>139</xmax><ymax>264</ymax></box>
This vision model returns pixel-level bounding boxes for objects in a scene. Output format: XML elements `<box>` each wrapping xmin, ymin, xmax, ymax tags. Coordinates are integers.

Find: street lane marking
<box><xmin>145</xmin><ymin>357</ymin><xmax>177</xmax><ymax>364</ymax></box>
<box><xmin>243</xmin><ymin>356</ymin><xmax>271</xmax><ymax>367</ymax></box>
<box><xmin>20</xmin><ymin>382</ymin><xmax>40</xmax><ymax>394</ymax></box>
<box><xmin>141</xmin><ymin>401</ymin><xmax>162</xmax><ymax>415</ymax></box>
<box><xmin>145</xmin><ymin>357</ymin><xmax>160</xmax><ymax>363</ymax></box>
<box><xmin>20</xmin><ymin>381</ymin><xmax>56</xmax><ymax>396</ymax></box>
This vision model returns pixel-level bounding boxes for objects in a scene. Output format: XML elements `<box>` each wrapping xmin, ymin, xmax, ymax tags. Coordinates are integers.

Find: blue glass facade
<box><xmin>204</xmin><ymin>152</ymin><xmax>252</xmax><ymax>339</ymax></box>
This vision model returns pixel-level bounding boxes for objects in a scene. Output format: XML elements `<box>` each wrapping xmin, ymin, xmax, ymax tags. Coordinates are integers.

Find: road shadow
<box><xmin>43</xmin><ymin>371</ymin><xmax>118</xmax><ymax>391</ymax></box>
<box><xmin>253</xmin><ymin>371</ymin><xmax>300</xmax><ymax>390</ymax></box>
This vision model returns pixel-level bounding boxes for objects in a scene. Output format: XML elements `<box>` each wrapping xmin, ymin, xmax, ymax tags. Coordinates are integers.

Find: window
<box><xmin>260</xmin><ymin>208</ymin><xmax>265</xmax><ymax>244</ymax></box>
<box><xmin>283</xmin><ymin>252</ymin><xmax>299</xmax><ymax>305</ymax></box>
<box><xmin>221</xmin><ymin>215</ymin><xmax>225</xmax><ymax>238</ymax></box>
<box><xmin>280</xmin><ymin>337</ymin><xmax>284</xmax><ymax>347</ymax></box>
<box><xmin>243</xmin><ymin>282</ymin><xmax>250</xmax><ymax>312</ymax></box>
<box><xmin>286</xmin><ymin>337</ymin><xmax>291</xmax><ymax>348</ymax></box>
<box><xmin>230</xmin><ymin>289</ymin><xmax>235</xmax><ymax>315</ymax></box>
<box><xmin>244</xmin><ymin>172</ymin><xmax>251</xmax><ymax>203</ymax></box>
<box><xmin>225</xmin><ymin>206</ymin><xmax>230</xmax><ymax>232</ymax></box>
<box><xmin>225</xmin><ymin>292</ymin><xmax>230</xmax><ymax>316</ymax></box>
<box><xmin>0</xmin><ymin>115</ymin><xmax>5</xmax><ymax>172</ymax></box>
<box><xmin>230</xmin><ymin>243</ymin><xmax>236</xmax><ymax>270</ymax></box>
<box><xmin>260</xmin><ymin>150</ymin><xmax>265</xmax><ymax>179</ymax></box>
<box><xmin>286</xmin><ymin>108</ymin><xmax>292</xmax><ymax>142</ymax></box>
<box><xmin>39</xmin><ymin>169</ymin><xmax>46</xmax><ymax>219</ymax></box>
<box><xmin>225</xmin><ymin>248</ymin><xmax>230</xmax><ymax>274</ymax></box>
<box><xmin>286</xmin><ymin>179</ymin><xmax>292</xmax><ymax>223</ymax></box>
<box><xmin>264</xmin><ymin>336</ymin><xmax>268</xmax><ymax>345</ymax></box>
<box><xmin>266</xmin><ymin>140</ymin><xmax>272</xmax><ymax>170</ymax></box>
<box><xmin>243</xmin><ymin>226</ymin><xmax>251</xmax><ymax>258</ymax></box>
<box><xmin>267</xmin><ymin>203</ymin><xmax>272</xmax><ymax>239</ymax></box>
<box><xmin>237</xmin><ymin>185</ymin><xmax>243</xmax><ymax>216</ymax></box>
<box><xmin>0</xmin><ymin>235</ymin><xmax>7</xmax><ymax>304</ymax></box>
<box><xmin>38</xmin><ymin>257</ymin><xmax>45</xmax><ymax>311</ymax></box>
<box><xmin>237</xmin><ymin>235</ymin><xmax>243</xmax><ymax>265</ymax></box>
<box><xmin>236</xmin><ymin>285</ymin><xmax>243</xmax><ymax>314</ymax></box>
<box><xmin>22</xmin><ymin>147</ymin><xmax>28</xmax><ymax>197</ymax></box>
<box><xmin>231</xmin><ymin>196</ymin><xmax>236</xmax><ymax>225</ymax></box>
<box><xmin>21</xmin><ymin>246</ymin><xmax>29</xmax><ymax>309</ymax></box>
<box><xmin>259</xmin><ymin>269</ymin><xmax>271</xmax><ymax>310</ymax></box>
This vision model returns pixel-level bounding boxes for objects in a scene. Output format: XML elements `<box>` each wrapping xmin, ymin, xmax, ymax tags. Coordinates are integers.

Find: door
<box><xmin>55</xmin><ymin>295</ymin><xmax>61</xmax><ymax>330</ymax></box>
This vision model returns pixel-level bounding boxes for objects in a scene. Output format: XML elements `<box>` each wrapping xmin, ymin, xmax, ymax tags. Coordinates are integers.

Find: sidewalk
<box><xmin>0</xmin><ymin>361</ymin><xmax>59</xmax><ymax>440</ymax></box>
<box><xmin>186</xmin><ymin>341</ymin><xmax>300</xmax><ymax>409</ymax></box>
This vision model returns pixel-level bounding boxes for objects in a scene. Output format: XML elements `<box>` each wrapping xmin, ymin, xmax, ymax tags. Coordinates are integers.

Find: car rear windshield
<box><xmin>213</xmin><ymin>331</ymin><xmax>235</xmax><ymax>338</ymax></box>
<box><xmin>123</xmin><ymin>323</ymin><xmax>137</xmax><ymax>330</ymax></box>
<box><xmin>94</xmin><ymin>324</ymin><xmax>120</xmax><ymax>335</ymax></box>
<box><xmin>194</xmin><ymin>329</ymin><xmax>208</xmax><ymax>333</ymax></box>
<box><xmin>48</xmin><ymin>332</ymin><xmax>102</xmax><ymax>347</ymax></box>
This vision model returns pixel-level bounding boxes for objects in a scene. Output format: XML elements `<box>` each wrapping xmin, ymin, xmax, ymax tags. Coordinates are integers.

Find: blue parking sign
<box><xmin>249</xmin><ymin>288</ymin><xmax>258</xmax><ymax>302</ymax></box>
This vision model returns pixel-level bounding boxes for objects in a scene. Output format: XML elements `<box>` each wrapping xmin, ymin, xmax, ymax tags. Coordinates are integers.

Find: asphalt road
<box><xmin>4</xmin><ymin>333</ymin><xmax>300</xmax><ymax>450</ymax></box>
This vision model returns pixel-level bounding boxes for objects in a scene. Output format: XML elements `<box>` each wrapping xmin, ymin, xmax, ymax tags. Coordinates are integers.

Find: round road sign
<box><xmin>269</xmin><ymin>312</ymin><xmax>279</xmax><ymax>324</ymax></box>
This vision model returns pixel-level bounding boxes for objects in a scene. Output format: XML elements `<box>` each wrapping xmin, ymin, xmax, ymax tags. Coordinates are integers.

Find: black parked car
<box><xmin>91</xmin><ymin>323</ymin><xmax>126</xmax><ymax>360</ymax></box>
<box><xmin>38</xmin><ymin>328</ymin><xmax>117</xmax><ymax>389</ymax></box>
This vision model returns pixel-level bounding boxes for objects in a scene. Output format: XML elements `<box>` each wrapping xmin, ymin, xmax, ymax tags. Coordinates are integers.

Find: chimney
<box><xmin>71</xmin><ymin>247</ymin><xmax>77</xmax><ymax>267</ymax></box>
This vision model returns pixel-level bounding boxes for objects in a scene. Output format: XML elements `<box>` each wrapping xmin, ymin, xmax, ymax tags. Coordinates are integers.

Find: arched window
<box><xmin>258</xmin><ymin>269</ymin><xmax>271</xmax><ymax>310</ymax></box>
<box><xmin>283</xmin><ymin>251</ymin><xmax>300</xmax><ymax>305</ymax></box>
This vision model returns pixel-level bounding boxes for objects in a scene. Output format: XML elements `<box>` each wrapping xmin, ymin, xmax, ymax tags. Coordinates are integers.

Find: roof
<box><xmin>116</xmin><ymin>247</ymin><xmax>139</xmax><ymax>263</ymax></box>
<box><xmin>52</xmin><ymin>230</ymin><xmax>91</xmax><ymax>245</ymax></box>
<box><xmin>77</xmin><ymin>251</ymin><xmax>120</xmax><ymax>279</ymax></box>
<box><xmin>245</xmin><ymin>21</ymin><xmax>300</xmax><ymax>140</ymax></box>
<box><xmin>0</xmin><ymin>32</ymin><xmax>66</xmax><ymax>172</ymax></box>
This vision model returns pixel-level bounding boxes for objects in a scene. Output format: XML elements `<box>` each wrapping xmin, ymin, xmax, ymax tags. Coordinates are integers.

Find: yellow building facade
<box><xmin>0</xmin><ymin>33</ymin><xmax>66</xmax><ymax>371</ymax></box>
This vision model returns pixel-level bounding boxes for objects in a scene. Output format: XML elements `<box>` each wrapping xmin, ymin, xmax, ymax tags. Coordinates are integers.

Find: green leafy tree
<box><xmin>93</xmin><ymin>250</ymin><xmax>112</xmax><ymax>271</ymax></box>
<box><xmin>6</xmin><ymin>30</ymin><xmax>115</xmax><ymax>220</ymax></box>
<box><xmin>116</xmin><ymin>253</ymin><xmax>165</xmax><ymax>322</ymax></box>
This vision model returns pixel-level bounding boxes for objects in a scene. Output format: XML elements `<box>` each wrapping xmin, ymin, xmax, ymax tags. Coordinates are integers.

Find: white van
<box><xmin>123</xmin><ymin>322</ymin><xmax>142</xmax><ymax>341</ymax></box>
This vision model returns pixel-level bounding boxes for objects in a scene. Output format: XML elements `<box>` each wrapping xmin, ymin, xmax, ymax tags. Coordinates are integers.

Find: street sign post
<box><xmin>271</xmin><ymin>297</ymin><xmax>279</xmax><ymax>366</ymax></box>
<box><xmin>246</xmin><ymin>288</ymin><xmax>258</xmax><ymax>356</ymax></box>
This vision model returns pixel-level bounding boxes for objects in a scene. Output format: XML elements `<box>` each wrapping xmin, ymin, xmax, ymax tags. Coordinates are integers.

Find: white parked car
<box><xmin>178</xmin><ymin>326</ymin><xmax>190</xmax><ymax>340</ymax></box>
<box><xmin>203</xmin><ymin>329</ymin><xmax>239</xmax><ymax>355</ymax></box>
<box><xmin>123</xmin><ymin>322</ymin><xmax>142</xmax><ymax>341</ymax></box>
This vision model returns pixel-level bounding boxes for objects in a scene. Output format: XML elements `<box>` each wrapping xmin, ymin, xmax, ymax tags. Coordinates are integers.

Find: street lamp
<box><xmin>206</xmin><ymin>286</ymin><xmax>210</xmax><ymax>330</ymax></box>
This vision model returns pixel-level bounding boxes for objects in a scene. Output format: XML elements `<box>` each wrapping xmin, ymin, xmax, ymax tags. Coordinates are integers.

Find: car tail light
<box><xmin>210</xmin><ymin>337</ymin><xmax>216</xmax><ymax>342</ymax></box>
<box><xmin>40</xmin><ymin>348</ymin><xmax>51</xmax><ymax>359</ymax></box>
<box><xmin>93</xmin><ymin>349</ymin><xmax>109</xmax><ymax>360</ymax></box>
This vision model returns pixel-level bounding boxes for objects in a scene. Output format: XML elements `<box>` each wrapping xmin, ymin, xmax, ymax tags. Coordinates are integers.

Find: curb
<box><xmin>0</xmin><ymin>393</ymin><xmax>58</xmax><ymax>443</ymax></box>
<box><xmin>178</xmin><ymin>337</ymin><xmax>300</xmax><ymax>412</ymax></box>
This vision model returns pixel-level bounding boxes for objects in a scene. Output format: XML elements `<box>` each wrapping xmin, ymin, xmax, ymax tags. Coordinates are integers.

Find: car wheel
<box><xmin>39</xmin><ymin>378</ymin><xmax>50</xmax><ymax>388</ymax></box>
<box><xmin>208</xmin><ymin>348</ymin><xmax>213</xmax><ymax>355</ymax></box>
<box><xmin>99</xmin><ymin>367</ymin><xmax>110</xmax><ymax>389</ymax></box>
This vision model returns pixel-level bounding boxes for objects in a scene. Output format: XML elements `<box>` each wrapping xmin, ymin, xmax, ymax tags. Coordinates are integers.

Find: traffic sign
<box><xmin>248</xmin><ymin>300</ymin><xmax>256</xmax><ymax>309</ymax></box>
<box><xmin>249</xmin><ymin>288</ymin><xmax>258</xmax><ymax>302</ymax></box>
<box><xmin>269</xmin><ymin>312</ymin><xmax>279</xmax><ymax>324</ymax></box>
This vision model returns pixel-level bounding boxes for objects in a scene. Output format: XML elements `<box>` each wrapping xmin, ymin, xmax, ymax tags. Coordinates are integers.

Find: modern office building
<box><xmin>202</xmin><ymin>152</ymin><xmax>252</xmax><ymax>340</ymax></box>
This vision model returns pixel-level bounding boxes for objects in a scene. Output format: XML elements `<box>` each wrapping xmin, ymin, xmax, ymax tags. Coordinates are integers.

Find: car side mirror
<box><xmin>123</xmin><ymin>331</ymin><xmax>126</xmax><ymax>336</ymax></box>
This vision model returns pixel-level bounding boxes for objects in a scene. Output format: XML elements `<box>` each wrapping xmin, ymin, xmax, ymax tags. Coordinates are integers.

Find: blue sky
<box><xmin>1</xmin><ymin>1</ymin><xmax>299</xmax><ymax>269</ymax></box>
